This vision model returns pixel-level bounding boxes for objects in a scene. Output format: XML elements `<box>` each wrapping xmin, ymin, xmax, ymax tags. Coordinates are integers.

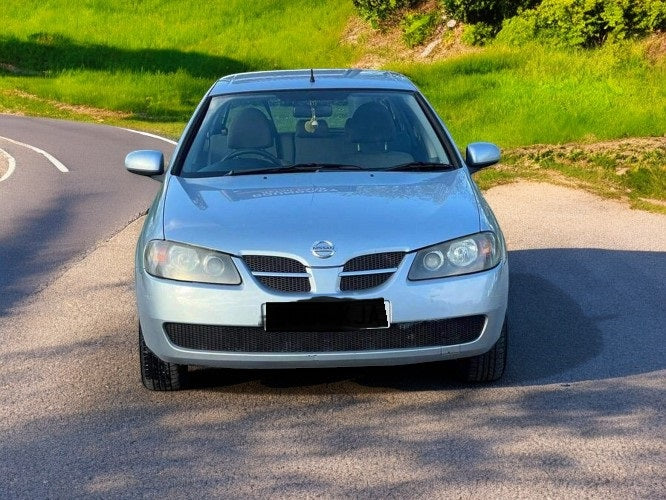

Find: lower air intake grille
<box><xmin>164</xmin><ymin>316</ymin><xmax>485</xmax><ymax>353</ymax></box>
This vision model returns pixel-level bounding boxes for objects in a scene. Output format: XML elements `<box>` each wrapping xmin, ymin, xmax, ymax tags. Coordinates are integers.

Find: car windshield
<box><xmin>178</xmin><ymin>90</ymin><xmax>453</xmax><ymax>177</ymax></box>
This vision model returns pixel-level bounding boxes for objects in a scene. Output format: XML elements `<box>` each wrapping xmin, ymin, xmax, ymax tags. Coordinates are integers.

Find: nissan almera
<box><xmin>125</xmin><ymin>69</ymin><xmax>508</xmax><ymax>390</ymax></box>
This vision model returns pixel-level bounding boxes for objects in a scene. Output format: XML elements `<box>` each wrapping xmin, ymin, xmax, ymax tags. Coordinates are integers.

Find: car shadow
<box><xmin>186</xmin><ymin>248</ymin><xmax>665</xmax><ymax>391</ymax></box>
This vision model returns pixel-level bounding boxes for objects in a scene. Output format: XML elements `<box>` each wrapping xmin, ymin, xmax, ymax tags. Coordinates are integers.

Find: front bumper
<box><xmin>136</xmin><ymin>254</ymin><xmax>509</xmax><ymax>368</ymax></box>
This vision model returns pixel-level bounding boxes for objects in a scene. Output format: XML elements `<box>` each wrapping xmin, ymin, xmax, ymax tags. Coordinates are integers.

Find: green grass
<box><xmin>0</xmin><ymin>1</ymin><xmax>665</xmax><ymax>210</ymax></box>
<box><xmin>2</xmin><ymin>0</ymin><xmax>356</xmax><ymax>65</ymax></box>
<box><xmin>2</xmin><ymin>1</ymin><xmax>663</xmax><ymax>147</ymax></box>
<box><xmin>2</xmin><ymin>1</ymin><xmax>664</xmax><ymax>146</ymax></box>
<box><xmin>393</xmin><ymin>42</ymin><xmax>666</xmax><ymax>148</ymax></box>
<box><xmin>0</xmin><ymin>0</ymin><xmax>357</xmax><ymax>122</ymax></box>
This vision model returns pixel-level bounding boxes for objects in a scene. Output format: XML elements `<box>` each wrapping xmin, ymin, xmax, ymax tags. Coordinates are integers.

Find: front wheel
<box><xmin>139</xmin><ymin>326</ymin><xmax>187</xmax><ymax>391</ymax></box>
<box><xmin>455</xmin><ymin>316</ymin><xmax>508</xmax><ymax>383</ymax></box>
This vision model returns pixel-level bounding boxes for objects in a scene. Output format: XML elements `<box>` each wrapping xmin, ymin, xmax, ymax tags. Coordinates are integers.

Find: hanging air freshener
<box><xmin>304</xmin><ymin>101</ymin><xmax>318</xmax><ymax>133</ymax></box>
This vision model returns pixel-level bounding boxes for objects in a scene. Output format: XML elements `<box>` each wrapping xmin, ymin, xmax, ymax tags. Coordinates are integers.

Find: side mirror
<box><xmin>125</xmin><ymin>150</ymin><xmax>164</xmax><ymax>176</ymax></box>
<box><xmin>466</xmin><ymin>142</ymin><xmax>501</xmax><ymax>174</ymax></box>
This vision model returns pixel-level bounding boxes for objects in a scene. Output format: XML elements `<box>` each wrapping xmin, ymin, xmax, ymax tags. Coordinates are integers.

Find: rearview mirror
<box><xmin>125</xmin><ymin>150</ymin><xmax>164</xmax><ymax>176</ymax></box>
<box><xmin>466</xmin><ymin>142</ymin><xmax>501</xmax><ymax>174</ymax></box>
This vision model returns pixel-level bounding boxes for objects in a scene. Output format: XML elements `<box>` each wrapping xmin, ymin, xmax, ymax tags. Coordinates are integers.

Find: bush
<box><xmin>461</xmin><ymin>22</ymin><xmax>496</xmax><ymax>45</ymax></box>
<box><xmin>496</xmin><ymin>10</ymin><xmax>539</xmax><ymax>45</ymax></box>
<box><xmin>352</xmin><ymin>0</ymin><xmax>418</xmax><ymax>27</ymax></box>
<box><xmin>498</xmin><ymin>0</ymin><xmax>666</xmax><ymax>48</ymax></box>
<box><xmin>440</xmin><ymin>0</ymin><xmax>539</xmax><ymax>30</ymax></box>
<box><xmin>402</xmin><ymin>12</ymin><xmax>438</xmax><ymax>47</ymax></box>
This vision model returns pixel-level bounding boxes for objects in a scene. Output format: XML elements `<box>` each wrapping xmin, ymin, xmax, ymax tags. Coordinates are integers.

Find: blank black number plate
<box><xmin>265</xmin><ymin>299</ymin><xmax>388</xmax><ymax>332</ymax></box>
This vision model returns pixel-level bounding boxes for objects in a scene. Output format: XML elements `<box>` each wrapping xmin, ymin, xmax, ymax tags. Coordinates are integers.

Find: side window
<box><xmin>403</xmin><ymin>97</ymin><xmax>449</xmax><ymax>163</ymax></box>
<box><xmin>180</xmin><ymin>99</ymin><xmax>227</xmax><ymax>174</ymax></box>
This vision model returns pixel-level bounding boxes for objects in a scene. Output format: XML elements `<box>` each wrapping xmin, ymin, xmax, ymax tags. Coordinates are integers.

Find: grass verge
<box><xmin>0</xmin><ymin>88</ymin><xmax>185</xmax><ymax>138</ymax></box>
<box><xmin>475</xmin><ymin>137</ymin><xmax>666</xmax><ymax>214</ymax></box>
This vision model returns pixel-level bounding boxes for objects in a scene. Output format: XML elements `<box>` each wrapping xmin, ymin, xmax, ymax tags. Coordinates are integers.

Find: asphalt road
<box><xmin>0</xmin><ymin>114</ymin><xmax>173</xmax><ymax>314</ymax></box>
<box><xmin>0</xmin><ymin>116</ymin><xmax>664</xmax><ymax>498</ymax></box>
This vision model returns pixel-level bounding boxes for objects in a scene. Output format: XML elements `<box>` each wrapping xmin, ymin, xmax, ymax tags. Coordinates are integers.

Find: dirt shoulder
<box><xmin>343</xmin><ymin>14</ymin><xmax>479</xmax><ymax>68</ymax></box>
<box><xmin>476</xmin><ymin>136</ymin><xmax>666</xmax><ymax>214</ymax></box>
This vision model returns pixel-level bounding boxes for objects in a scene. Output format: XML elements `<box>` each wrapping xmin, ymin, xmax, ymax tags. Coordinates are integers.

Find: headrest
<box><xmin>345</xmin><ymin>102</ymin><xmax>396</xmax><ymax>143</ymax></box>
<box><xmin>296</xmin><ymin>119</ymin><xmax>329</xmax><ymax>138</ymax></box>
<box><xmin>293</xmin><ymin>103</ymin><xmax>333</xmax><ymax>118</ymax></box>
<box><xmin>227</xmin><ymin>108</ymin><xmax>273</xmax><ymax>149</ymax></box>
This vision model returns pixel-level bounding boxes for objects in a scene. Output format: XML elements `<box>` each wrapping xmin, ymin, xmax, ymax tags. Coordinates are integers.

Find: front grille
<box><xmin>164</xmin><ymin>315</ymin><xmax>485</xmax><ymax>353</ymax></box>
<box><xmin>256</xmin><ymin>276</ymin><xmax>311</xmax><ymax>293</ymax></box>
<box><xmin>343</xmin><ymin>252</ymin><xmax>405</xmax><ymax>272</ymax></box>
<box><xmin>340</xmin><ymin>272</ymin><xmax>394</xmax><ymax>291</ymax></box>
<box><xmin>243</xmin><ymin>255</ymin><xmax>306</xmax><ymax>274</ymax></box>
<box><xmin>243</xmin><ymin>252</ymin><xmax>406</xmax><ymax>293</ymax></box>
<box><xmin>339</xmin><ymin>252</ymin><xmax>405</xmax><ymax>291</ymax></box>
<box><xmin>243</xmin><ymin>255</ymin><xmax>310</xmax><ymax>293</ymax></box>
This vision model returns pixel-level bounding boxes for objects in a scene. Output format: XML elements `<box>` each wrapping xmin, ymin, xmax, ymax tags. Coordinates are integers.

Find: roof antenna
<box><xmin>310</xmin><ymin>68</ymin><xmax>315</xmax><ymax>83</ymax></box>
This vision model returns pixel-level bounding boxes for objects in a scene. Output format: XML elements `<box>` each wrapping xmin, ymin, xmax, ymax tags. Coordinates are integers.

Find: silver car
<box><xmin>126</xmin><ymin>69</ymin><xmax>508</xmax><ymax>391</ymax></box>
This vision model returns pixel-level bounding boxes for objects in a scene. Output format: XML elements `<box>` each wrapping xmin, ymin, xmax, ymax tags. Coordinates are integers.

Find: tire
<box><xmin>139</xmin><ymin>326</ymin><xmax>187</xmax><ymax>391</ymax></box>
<box><xmin>455</xmin><ymin>316</ymin><xmax>508</xmax><ymax>383</ymax></box>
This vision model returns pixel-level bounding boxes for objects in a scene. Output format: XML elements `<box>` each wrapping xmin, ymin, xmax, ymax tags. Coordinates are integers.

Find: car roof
<box><xmin>209</xmin><ymin>69</ymin><xmax>417</xmax><ymax>95</ymax></box>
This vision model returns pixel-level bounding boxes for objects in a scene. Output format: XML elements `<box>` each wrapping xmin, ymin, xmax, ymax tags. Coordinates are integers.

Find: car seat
<box><xmin>343</xmin><ymin>102</ymin><xmax>413</xmax><ymax>168</ymax></box>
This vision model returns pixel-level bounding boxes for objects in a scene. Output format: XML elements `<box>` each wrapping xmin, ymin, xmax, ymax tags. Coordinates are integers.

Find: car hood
<box><xmin>163</xmin><ymin>170</ymin><xmax>481</xmax><ymax>267</ymax></box>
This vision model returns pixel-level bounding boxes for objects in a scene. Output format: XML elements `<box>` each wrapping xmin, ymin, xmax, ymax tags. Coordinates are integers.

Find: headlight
<box><xmin>408</xmin><ymin>232</ymin><xmax>501</xmax><ymax>280</ymax></box>
<box><xmin>144</xmin><ymin>240</ymin><xmax>241</xmax><ymax>285</ymax></box>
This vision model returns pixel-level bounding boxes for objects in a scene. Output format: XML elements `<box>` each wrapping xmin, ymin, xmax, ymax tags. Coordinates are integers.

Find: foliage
<box><xmin>402</xmin><ymin>12</ymin><xmax>438</xmax><ymax>47</ymax></box>
<box><xmin>495</xmin><ymin>13</ymin><xmax>540</xmax><ymax>45</ymax></box>
<box><xmin>461</xmin><ymin>22</ymin><xmax>496</xmax><ymax>45</ymax></box>
<box><xmin>440</xmin><ymin>0</ymin><xmax>539</xmax><ymax>31</ymax></box>
<box><xmin>352</xmin><ymin>0</ymin><xmax>417</xmax><ymax>27</ymax></box>
<box><xmin>497</xmin><ymin>0</ymin><xmax>666</xmax><ymax>48</ymax></box>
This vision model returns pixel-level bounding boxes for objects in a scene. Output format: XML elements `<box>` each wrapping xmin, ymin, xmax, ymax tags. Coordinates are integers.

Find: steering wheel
<box><xmin>221</xmin><ymin>149</ymin><xmax>281</xmax><ymax>165</ymax></box>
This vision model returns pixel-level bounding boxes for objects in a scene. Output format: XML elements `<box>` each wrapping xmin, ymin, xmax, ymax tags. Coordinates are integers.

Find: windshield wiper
<box><xmin>383</xmin><ymin>161</ymin><xmax>456</xmax><ymax>172</ymax></box>
<box><xmin>226</xmin><ymin>163</ymin><xmax>365</xmax><ymax>176</ymax></box>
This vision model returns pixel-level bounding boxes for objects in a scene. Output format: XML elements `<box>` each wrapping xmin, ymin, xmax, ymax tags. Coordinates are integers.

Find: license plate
<box><xmin>265</xmin><ymin>298</ymin><xmax>389</xmax><ymax>332</ymax></box>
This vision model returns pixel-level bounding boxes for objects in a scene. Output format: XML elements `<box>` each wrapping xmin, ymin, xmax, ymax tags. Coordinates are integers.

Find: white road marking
<box><xmin>120</xmin><ymin>128</ymin><xmax>178</xmax><ymax>145</ymax></box>
<box><xmin>0</xmin><ymin>147</ymin><xmax>17</xmax><ymax>182</ymax></box>
<box><xmin>0</xmin><ymin>136</ymin><xmax>69</xmax><ymax>173</ymax></box>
